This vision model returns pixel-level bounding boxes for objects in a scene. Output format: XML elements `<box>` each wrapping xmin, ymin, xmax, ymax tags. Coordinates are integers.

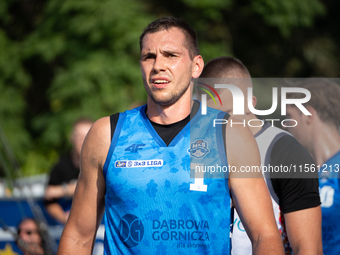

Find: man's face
<box><xmin>71</xmin><ymin>122</ymin><xmax>92</xmax><ymax>156</ymax></box>
<box><xmin>285</xmin><ymin>105</ymin><xmax>309</xmax><ymax>148</ymax></box>
<box><xmin>18</xmin><ymin>219</ymin><xmax>41</xmax><ymax>245</ymax></box>
<box><xmin>140</xmin><ymin>28</ymin><xmax>197</xmax><ymax>106</ymax></box>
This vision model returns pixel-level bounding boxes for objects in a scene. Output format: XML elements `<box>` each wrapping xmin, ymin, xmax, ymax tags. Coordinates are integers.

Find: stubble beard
<box><xmin>148</xmin><ymin>85</ymin><xmax>190</xmax><ymax>106</ymax></box>
<box><xmin>143</xmin><ymin>77</ymin><xmax>192</xmax><ymax>106</ymax></box>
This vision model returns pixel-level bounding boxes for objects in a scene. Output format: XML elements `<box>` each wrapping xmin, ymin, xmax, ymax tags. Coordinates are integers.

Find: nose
<box><xmin>153</xmin><ymin>55</ymin><xmax>166</xmax><ymax>73</ymax></box>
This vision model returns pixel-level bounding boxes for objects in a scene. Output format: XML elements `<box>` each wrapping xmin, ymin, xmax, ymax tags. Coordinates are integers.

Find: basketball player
<box><xmin>57</xmin><ymin>17</ymin><xmax>284</xmax><ymax>254</ymax></box>
<box><xmin>198</xmin><ymin>57</ymin><xmax>322</xmax><ymax>255</ymax></box>
<box><xmin>285</xmin><ymin>79</ymin><xmax>340</xmax><ymax>255</ymax></box>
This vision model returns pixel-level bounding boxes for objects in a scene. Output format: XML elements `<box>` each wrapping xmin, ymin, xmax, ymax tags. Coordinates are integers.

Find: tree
<box><xmin>0</xmin><ymin>0</ymin><xmax>154</xmax><ymax>177</ymax></box>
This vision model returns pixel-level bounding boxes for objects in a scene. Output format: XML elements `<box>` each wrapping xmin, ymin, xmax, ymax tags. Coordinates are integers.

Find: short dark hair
<box><xmin>287</xmin><ymin>79</ymin><xmax>340</xmax><ymax>127</ymax></box>
<box><xmin>139</xmin><ymin>17</ymin><xmax>199</xmax><ymax>60</ymax></box>
<box><xmin>200</xmin><ymin>56</ymin><xmax>250</xmax><ymax>78</ymax></box>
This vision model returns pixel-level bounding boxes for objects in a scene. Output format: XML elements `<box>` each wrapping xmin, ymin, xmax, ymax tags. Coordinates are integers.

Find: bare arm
<box><xmin>284</xmin><ymin>206</ymin><xmax>322</xmax><ymax>255</ymax></box>
<box><xmin>57</xmin><ymin>117</ymin><xmax>110</xmax><ymax>255</ymax></box>
<box><xmin>227</xmin><ymin>119</ymin><xmax>284</xmax><ymax>255</ymax></box>
<box><xmin>45</xmin><ymin>203</ymin><xmax>69</xmax><ymax>224</ymax></box>
<box><xmin>45</xmin><ymin>182</ymin><xmax>77</xmax><ymax>200</ymax></box>
<box><xmin>45</xmin><ymin>183</ymin><xmax>77</xmax><ymax>224</ymax></box>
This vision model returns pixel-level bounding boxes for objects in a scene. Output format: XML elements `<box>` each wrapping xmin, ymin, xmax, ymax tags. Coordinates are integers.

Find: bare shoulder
<box><xmin>225</xmin><ymin>116</ymin><xmax>259</xmax><ymax>165</ymax></box>
<box><xmin>89</xmin><ymin>116</ymin><xmax>111</xmax><ymax>134</ymax></box>
<box><xmin>81</xmin><ymin>116</ymin><xmax>111</xmax><ymax>170</ymax></box>
<box><xmin>225</xmin><ymin>116</ymin><xmax>255</xmax><ymax>143</ymax></box>
<box><xmin>226</xmin><ymin>118</ymin><xmax>262</xmax><ymax>177</ymax></box>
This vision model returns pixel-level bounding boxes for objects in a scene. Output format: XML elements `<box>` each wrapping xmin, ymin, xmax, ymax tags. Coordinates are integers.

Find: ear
<box><xmin>305</xmin><ymin>105</ymin><xmax>316</xmax><ymax>124</ymax></box>
<box><xmin>192</xmin><ymin>55</ymin><xmax>204</xmax><ymax>78</ymax></box>
<box><xmin>252</xmin><ymin>95</ymin><xmax>257</xmax><ymax>108</ymax></box>
<box><xmin>245</xmin><ymin>95</ymin><xmax>257</xmax><ymax>114</ymax></box>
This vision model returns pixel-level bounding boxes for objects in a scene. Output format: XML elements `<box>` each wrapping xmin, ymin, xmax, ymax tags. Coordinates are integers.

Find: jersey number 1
<box><xmin>320</xmin><ymin>185</ymin><xmax>334</xmax><ymax>208</ymax></box>
<box><xmin>190</xmin><ymin>163</ymin><xmax>207</xmax><ymax>192</ymax></box>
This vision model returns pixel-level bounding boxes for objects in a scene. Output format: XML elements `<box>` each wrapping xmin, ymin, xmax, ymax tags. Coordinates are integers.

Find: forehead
<box><xmin>141</xmin><ymin>27</ymin><xmax>188</xmax><ymax>53</ymax></box>
<box><xmin>73</xmin><ymin>122</ymin><xmax>92</xmax><ymax>134</ymax></box>
<box><xmin>19</xmin><ymin>219</ymin><xmax>37</xmax><ymax>229</ymax></box>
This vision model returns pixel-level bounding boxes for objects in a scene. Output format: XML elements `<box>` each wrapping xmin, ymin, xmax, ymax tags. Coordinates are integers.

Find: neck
<box><xmin>309</xmin><ymin>122</ymin><xmax>340</xmax><ymax>165</ymax></box>
<box><xmin>147</xmin><ymin>90</ymin><xmax>192</xmax><ymax>125</ymax></box>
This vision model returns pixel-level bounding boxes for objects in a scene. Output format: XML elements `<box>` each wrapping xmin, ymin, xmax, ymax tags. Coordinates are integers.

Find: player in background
<box><xmin>285</xmin><ymin>79</ymin><xmax>340</xmax><ymax>255</ymax></box>
<box><xmin>198</xmin><ymin>56</ymin><xmax>322</xmax><ymax>255</ymax></box>
<box><xmin>57</xmin><ymin>17</ymin><xmax>284</xmax><ymax>254</ymax></box>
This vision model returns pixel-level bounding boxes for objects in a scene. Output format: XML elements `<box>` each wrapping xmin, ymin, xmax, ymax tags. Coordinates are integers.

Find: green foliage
<box><xmin>0</xmin><ymin>26</ymin><xmax>31</xmax><ymax>174</ymax></box>
<box><xmin>182</xmin><ymin>0</ymin><xmax>232</xmax><ymax>9</ymax></box>
<box><xmin>252</xmin><ymin>0</ymin><xmax>325</xmax><ymax>37</ymax></box>
<box><xmin>1</xmin><ymin>0</ymin><xmax>153</xmax><ymax>176</ymax></box>
<box><xmin>303</xmin><ymin>37</ymin><xmax>340</xmax><ymax>76</ymax></box>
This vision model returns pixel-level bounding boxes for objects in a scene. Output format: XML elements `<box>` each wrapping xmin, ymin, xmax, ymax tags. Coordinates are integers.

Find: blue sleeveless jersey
<box><xmin>102</xmin><ymin>104</ymin><xmax>231</xmax><ymax>254</ymax></box>
<box><xmin>319</xmin><ymin>150</ymin><xmax>340</xmax><ymax>255</ymax></box>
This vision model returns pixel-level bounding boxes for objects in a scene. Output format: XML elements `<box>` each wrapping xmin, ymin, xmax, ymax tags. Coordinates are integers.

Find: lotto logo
<box><xmin>118</xmin><ymin>214</ymin><xmax>144</xmax><ymax>247</ymax></box>
<box><xmin>115</xmin><ymin>161</ymin><xmax>127</xmax><ymax>168</ymax></box>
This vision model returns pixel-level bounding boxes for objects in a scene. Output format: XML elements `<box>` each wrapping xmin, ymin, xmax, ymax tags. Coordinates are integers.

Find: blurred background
<box><xmin>0</xmin><ymin>0</ymin><xmax>339</xmax><ymax>253</ymax></box>
<box><xmin>0</xmin><ymin>0</ymin><xmax>339</xmax><ymax>190</ymax></box>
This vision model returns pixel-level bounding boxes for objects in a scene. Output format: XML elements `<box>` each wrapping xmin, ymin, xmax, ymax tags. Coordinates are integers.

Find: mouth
<box><xmin>151</xmin><ymin>78</ymin><xmax>170</xmax><ymax>88</ymax></box>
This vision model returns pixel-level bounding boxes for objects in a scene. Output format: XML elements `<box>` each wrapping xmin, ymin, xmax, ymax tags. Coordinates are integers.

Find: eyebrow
<box><xmin>141</xmin><ymin>52</ymin><xmax>156</xmax><ymax>59</ymax></box>
<box><xmin>141</xmin><ymin>49</ymin><xmax>182</xmax><ymax>58</ymax></box>
<box><xmin>163</xmin><ymin>48</ymin><xmax>182</xmax><ymax>54</ymax></box>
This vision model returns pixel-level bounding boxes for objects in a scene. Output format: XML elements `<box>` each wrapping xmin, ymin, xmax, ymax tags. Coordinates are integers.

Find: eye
<box><xmin>168</xmin><ymin>53</ymin><xmax>177</xmax><ymax>58</ymax></box>
<box><xmin>141</xmin><ymin>54</ymin><xmax>156</xmax><ymax>61</ymax></box>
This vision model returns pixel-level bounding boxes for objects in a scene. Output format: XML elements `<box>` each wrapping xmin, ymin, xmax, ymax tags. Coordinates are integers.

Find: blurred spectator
<box><xmin>286</xmin><ymin>79</ymin><xmax>340</xmax><ymax>255</ymax></box>
<box><xmin>44</xmin><ymin>118</ymin><xmax>93</xmax><ymax>224</ymax></box>
<box><xmin>16</xmin><ymin>218</ymin><xmax>44</xmax><ymax>255</ymax></box>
